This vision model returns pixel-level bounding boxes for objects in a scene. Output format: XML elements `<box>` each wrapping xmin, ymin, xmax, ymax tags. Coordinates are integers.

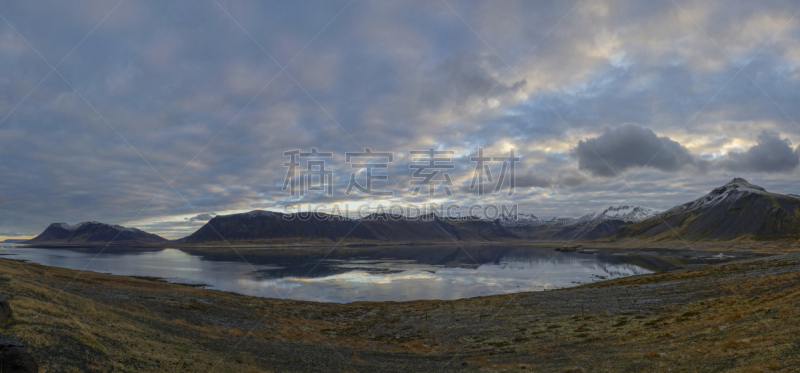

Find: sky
<box><xmin>2</xmin><ymin>0</ymin><xmax>800</xmax><ymax>240</ymax></box>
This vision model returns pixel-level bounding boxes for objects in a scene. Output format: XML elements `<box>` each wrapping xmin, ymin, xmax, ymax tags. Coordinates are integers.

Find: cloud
<box><xmin>573</xmin><ymin>126</ymin><xmax>800</xmax><ymax>178</ymax></box>
<box><xmin>719</xmin><ymin>131</ymin><xmax>800</xmax><ymax>173</ymax></box>
<box><xmin>0</xmin><ymin>231</ymin><xmax>29</xmax><ymax>237</ymax></box>
<box><xmin>514</xmin><ymin>173</ymin><xmax>553</xmax><ymax>188</ymax></box>
<box><xmin>573</xmin><ymin>124</ymin><xmax>696</xmax><ymax>177</ymax></box>
<box><xmin>3</xmin><ymin>1</ymin><xmax>800</xmax><ymax>236</ymax></box>
<box><xmin>434</xmin><ymin>51</ymin><xmax>526</xmax><ymax>105</ymax></box>
<box><xmin>186</xmin><ymin>213</ymin><xmax>216</xmax><ymax>223</ymax></box>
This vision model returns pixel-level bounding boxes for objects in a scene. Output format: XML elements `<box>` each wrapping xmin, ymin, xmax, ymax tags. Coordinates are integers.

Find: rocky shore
<box><xmin>0</xmin><ymin>248</ymin><xmax>798</xmax><ymax>372</ymax></box>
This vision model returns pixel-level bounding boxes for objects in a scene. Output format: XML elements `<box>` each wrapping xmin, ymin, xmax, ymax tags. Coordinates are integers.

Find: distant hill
<box><xmin>25</xmin><ymin>221</ymin><xmax>167</xmax><ymax>245</ymax></box>
<box><xmin>496</xmin><ymin>213</ymin><xmax>540</xmax><ymax>228</ymax></box>
<box><xmin>507</xmin><ymin>218</ymin><xmax>635</xmax><ymax>241</ymax></box>
<box><xmin>616</xmin><ymin>178</ymin><xmax>800</xmax><ymax>241</ymax></box>
<box><xmin>502</xmin><ymin>205</ymin><xmax>657</xmax><ymax>241</ymax></box>
<box><xmin>1</xmin><ymin>239</ymin><xmax>28</xmax><ymax>243</ymax></box>
<box><xmin>550</xmin><ymin>219</ymin><xmax>636</xmax><ymax>240</ymax></box>
<box><xmin>179</xmin><ymin>210</ymin><xmax>517</xmax><ymax>244</ymax></box>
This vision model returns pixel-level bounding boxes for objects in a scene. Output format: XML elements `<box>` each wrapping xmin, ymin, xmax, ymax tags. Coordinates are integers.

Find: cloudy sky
<box><xmin>2</xmin><ymin>0</ymin><xmax>800</xmax><ymax>239</ymax></box>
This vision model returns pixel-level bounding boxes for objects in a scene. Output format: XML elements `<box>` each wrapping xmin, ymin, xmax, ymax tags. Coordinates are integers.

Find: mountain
<box><xmin>509</xmin><ymin>217</ymin><xmax>638</xmax><ymax>241</ymax></box>
<box><xmin>495</xmin><ymin>213</ymin><xmax>540</xmax><ymax>228</ymax></box>
<box><xmin>25</xmin><ymin>221</ymin><xmax>167</xmax><ymax>245</ymax></box>
<box><xmin>616</xmin><ymin>178</ymin><xmax>800</xmax><ymax>241</ymax></box>
<box><xmin>494</xmin><ymin>206</ymin><xmax>656</xmax><ymax>240</ymax></box>
<box><xmin>180</xmin><ymin>210</ymin><xmax>517</xmax><ymax>244</ymax></box>
<box><xmin>543</xmin><ymin>216</ymin><xmax>576</xmax><ymax>226</ymax></box>
<box><xmin>1</xmin><ymin>239</ymin><xmax>28</xmax><ymax>243</ymax></box>
<box><xmin>576</xmin><ymin>205</ymin><xmax>659</xmax><ymax>223</ymax></box>
<box><xmin>547</xmin><ymin>219</ymin><xmax>637</xmax><ymax>241</ymax></box>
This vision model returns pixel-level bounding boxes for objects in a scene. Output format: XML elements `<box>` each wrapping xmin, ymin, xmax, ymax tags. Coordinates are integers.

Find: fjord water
<box><xmin>0</xmin><ymin>245</ymin><xmax>652</xmax><ymax>302</ymax></box>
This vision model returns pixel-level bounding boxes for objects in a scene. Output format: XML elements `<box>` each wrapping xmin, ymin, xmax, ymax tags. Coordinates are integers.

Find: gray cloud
<box><xmin>720</xmin><ymin>131</ymin><xmax>800</xmax><ymax>173</ymax></box>
<box><xmin>574</xmin><ymin>125</ymin><xmax>800</xmax><ymax>178</ymax></box>
<box><xmin>186</xmin><ymin>213</ymin><xmax>216</xmax><ymax>223</ymax></box>
<box><xmin>2</xmin><ymin>1</ymin><xmax>800</xmax><ymax>237</ymax></box>
<box><xmin>514</xmin><ymin>173</ymin><xmax>553</xmax><ymax>189</ymax></box>
<box><xmin>434</xmin><ymin>52</ymin><xmax>526</xmax><ymax>106</ymax></box>
<box><xmin>573</xmin><ymin>124</ymin><xmax>696</xmax><ymax>177</ymax></box>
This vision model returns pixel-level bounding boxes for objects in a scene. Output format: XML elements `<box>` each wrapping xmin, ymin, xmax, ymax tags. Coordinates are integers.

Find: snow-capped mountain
<box><xmin>495</xmin><ymin>213</ymin><xmax>540</xmax><ymax>228</ymax></box>
<box><xmin>662</xmin><ymin>178</ymin><xmax>767</xmax><ymax>215</ymax></box>
<box><xmin>617</xmin><ymin>178</ymin><xmax>800</xmax><ymax>240</ymax></box>
<box><xmin>543</xmin><ymin>216</ymin><xmax>576</xmax><ymax>226</ymax></box>
<box><xmin>576</xmin><ymin>205</ymin><xmax>659</xmax><ymax>223</ymax></box>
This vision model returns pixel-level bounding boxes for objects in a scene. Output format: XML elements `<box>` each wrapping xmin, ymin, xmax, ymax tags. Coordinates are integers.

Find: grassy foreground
<box><xmin>0</xmin><ymin>249</ymin><xmax>799</xmax><ymax>372</ymax></box>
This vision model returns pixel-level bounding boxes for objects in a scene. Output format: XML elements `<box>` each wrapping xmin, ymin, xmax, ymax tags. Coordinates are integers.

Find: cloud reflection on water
<box><xmin>3</xmin><ymin>246</ymin><xmax>651</xmax><ymax>302</ymax></box>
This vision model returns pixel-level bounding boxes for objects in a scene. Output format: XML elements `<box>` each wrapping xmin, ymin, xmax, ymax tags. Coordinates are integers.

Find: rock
<box><xmin>0</xmin><ymin>293</ymin><xmax>11</xmax><ymax>322</ymax></box>
<box><xmin>0</xmin><ymin>338</ymin><xmax>38</xmax><ymax>373</ymax></box>
<box><xmin>555</xmin><ymin>247</ymin><xmax>578</xmax><ymax>253</ymax></box>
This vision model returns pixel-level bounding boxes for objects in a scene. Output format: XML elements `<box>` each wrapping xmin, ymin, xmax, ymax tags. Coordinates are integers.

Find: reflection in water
<box><xmin>0</xmin><ymin>245</ymin><xmax>652</xmax><ymax>303</ymax></box>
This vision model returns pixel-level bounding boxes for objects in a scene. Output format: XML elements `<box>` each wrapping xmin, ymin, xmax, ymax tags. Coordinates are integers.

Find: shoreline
<box><xmin>5</xmin><ymin>244</ymin><xmax>770</xmax><ymax>292</ymax></box>
<box><xmin>19</xmin><ymin>238</ymin><xmax>800</xmax><ymax>253</ymax></box>
<box><xmin>1</xmin><ymin>248</ymin><xmax>799</xmax><ymax>371</ymax></box>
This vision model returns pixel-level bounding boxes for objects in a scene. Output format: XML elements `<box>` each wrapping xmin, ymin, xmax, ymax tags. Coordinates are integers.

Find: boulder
<box><xmin>0</xmin><ymin>294</ymin><xmax>10</xmax><ymax>323</ymax></box>
<box><xmin>0</xmin><ymin>338</ymin><xmax>38</xmax><ymax>373</ymax></box>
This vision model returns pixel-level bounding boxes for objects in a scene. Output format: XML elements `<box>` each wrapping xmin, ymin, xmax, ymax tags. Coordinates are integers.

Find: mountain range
<box><xmin>22</xmin><ymin>178</ymin><xmax>800</xmax><ymax>245</ymax></box>
<box><xmin>576</xmin><ymin>205</ymin><xmax>660</xmax><ymax>223</ymax></box>
<box><xmin>180</xmin><ymin>211</ymin><xmax>514</xmax><ymax>244</ymax></box>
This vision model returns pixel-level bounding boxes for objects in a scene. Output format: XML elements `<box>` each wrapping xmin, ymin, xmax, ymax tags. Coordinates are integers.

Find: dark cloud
<box><xmin>555</xmin><ymin>172</ymin><xmax>590</xmax><ymax>188</ymax></box>
<box><xmin>574</xmin><ymin>125</ymin><xmax>800</xmax><ymax>178</ymax></box>
<box><xmin>573</xmin><ymin>124</ymin><xmax>696</xmax><ymax>177</ymax></box>
<box><xmin>719</xmin><ymin>131</ymin><xmax>800</xmax><ymax>173</ymax></box>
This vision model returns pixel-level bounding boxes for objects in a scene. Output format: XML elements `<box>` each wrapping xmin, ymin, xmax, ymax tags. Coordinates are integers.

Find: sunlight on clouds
<box><xmin>3</xmin><ymin>1</ymin><xmax>800</xmax><ymax>236</ymax></box>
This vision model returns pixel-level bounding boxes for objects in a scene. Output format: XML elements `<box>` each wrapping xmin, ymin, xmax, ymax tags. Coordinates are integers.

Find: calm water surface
<box><xmin>0</xmin><ymin>245</ymin><xmax>652</xmax><ymax>302</ymax></box>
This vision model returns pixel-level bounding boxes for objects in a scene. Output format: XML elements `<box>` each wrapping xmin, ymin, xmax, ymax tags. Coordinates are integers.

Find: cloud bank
<box><xmin>2</xmin><ymin>0</ymin><xmax>800</xmax><ymax>238</ymax></box>
<box><xmin>575</xmin><ymin>125</ymin><xmax>800</xmax><ymax>177</ymax></box>
<box><xmin>720</xmin><ymin>131</ymin><xmax>800</xmax><ymax>173</ymax></box>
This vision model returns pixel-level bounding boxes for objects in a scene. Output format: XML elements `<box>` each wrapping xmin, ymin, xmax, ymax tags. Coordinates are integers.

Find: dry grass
<box><xmin>642</xmin><ymin>350</ymin><xmax>662</xmax><ymax>358</ymax></box>
<box><xmin>1</xmin><ymin>251</ymin><xmax>800</xmax><ymax>372</ymax></box>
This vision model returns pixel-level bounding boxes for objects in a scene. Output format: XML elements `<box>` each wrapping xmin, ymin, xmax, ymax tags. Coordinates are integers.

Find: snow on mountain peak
<box><xmin>723</xmin><ymin>178</ymin><xmax>766</xmax><ymax>192</ymax></box>
<box><xmin>55</xmin><ymin>222</ymin><xmax>81</xmax><ymax>230</ymax></box>
<box><xmin>577</xmin><ymin>205</ymin><xmax>659</xmax><ymax>223</ymax></box>
<box><xmin>666</xmin><ymin>178</ymin><xmax>771</xmax><ymax>214</ymax></box>
<box><xmin>495</xmin><ymin>213</ymin><xmax>540</xmax><ymax>227</ymax></box>
<box><xmin>546</xmin><ymin>216</ymin><xmax>576</xmax><ymax>225</ymax></box>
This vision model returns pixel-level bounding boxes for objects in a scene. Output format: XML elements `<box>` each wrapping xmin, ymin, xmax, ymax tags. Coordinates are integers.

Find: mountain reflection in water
<box><xmin>2</xmin><ymin>245</ymin><xmax>653</xmax><ymax>302</ymax></box>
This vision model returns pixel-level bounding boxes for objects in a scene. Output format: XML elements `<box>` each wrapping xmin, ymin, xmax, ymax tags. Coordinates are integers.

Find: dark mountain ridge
<box><xmin>25</xmin><ymin>221</ymin><xmax>167</xmax><ymax>245</ymax></box>
<box><xmin>180</xmin><ymin>210</ymin><xmax>517</xmax><ymax>243</ymax></box>
<box><xmin>24</xmin><ymin>178</ymin><xmax>799</xmax><ymax>246</ymax></box>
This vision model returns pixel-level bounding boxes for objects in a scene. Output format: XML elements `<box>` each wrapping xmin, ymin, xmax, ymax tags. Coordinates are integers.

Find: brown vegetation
<box><xmin>0</xmin><ymin>246</ymin><xmax>799</xmax><ymax>372</ymax></box>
